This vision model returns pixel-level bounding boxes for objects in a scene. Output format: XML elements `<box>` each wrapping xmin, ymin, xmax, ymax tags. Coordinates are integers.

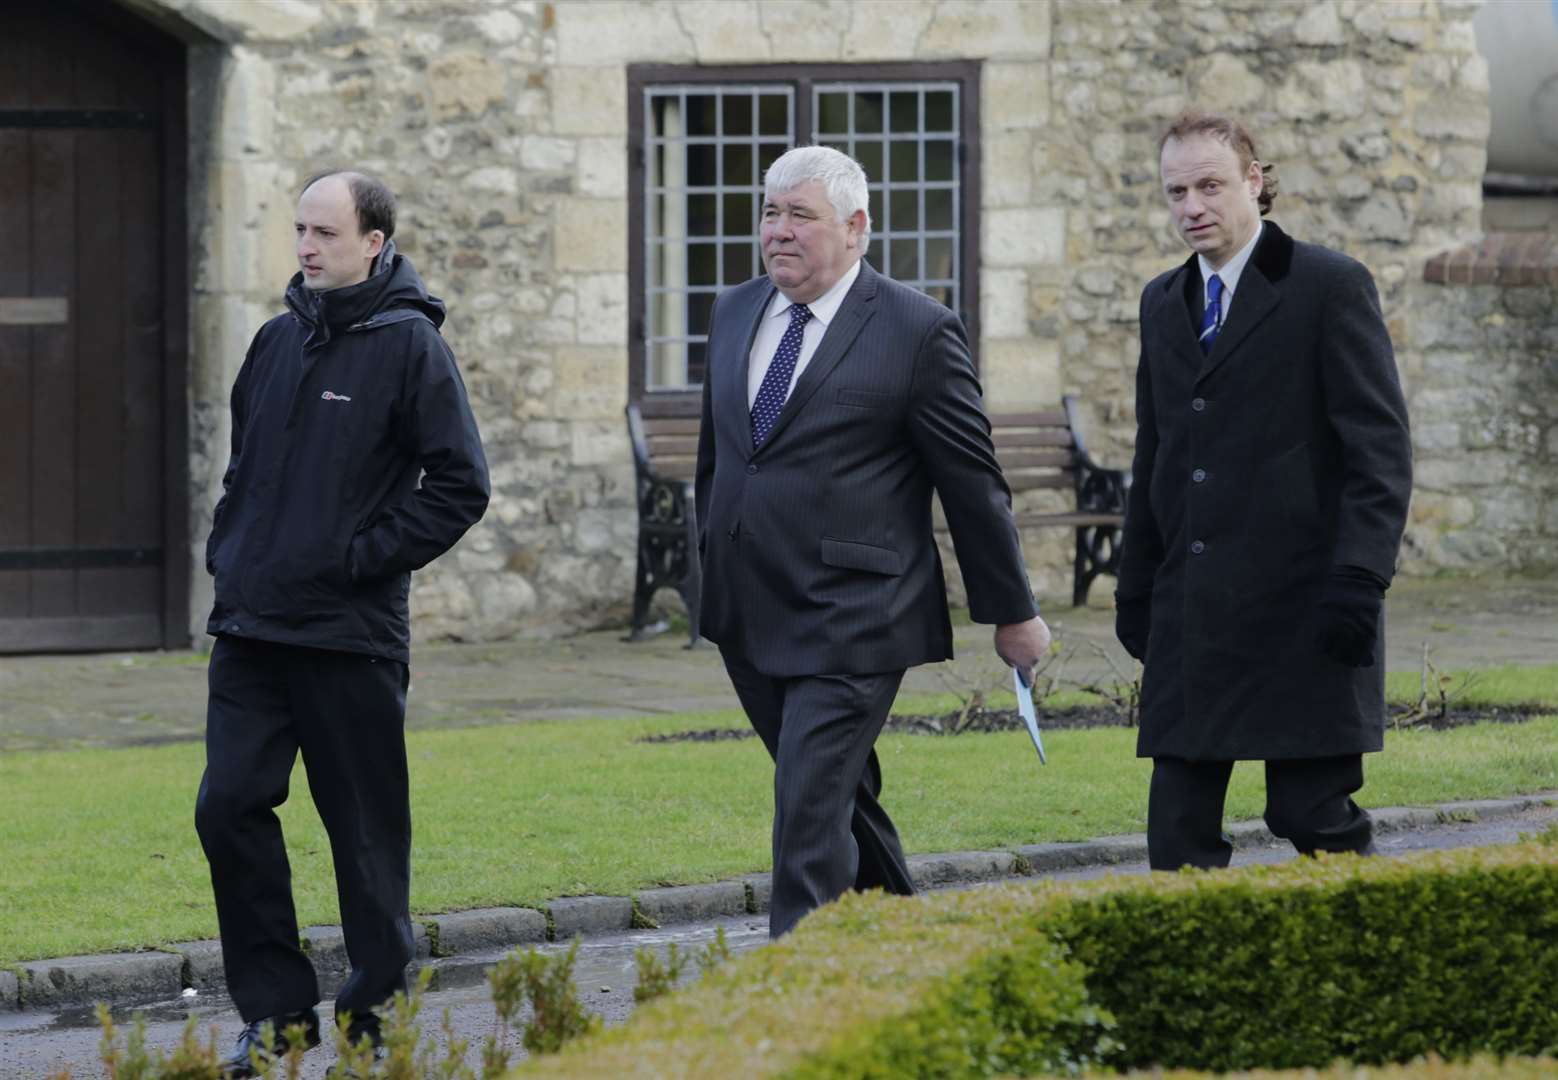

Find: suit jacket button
<box><xmin>1191</xmin><ymin>397</ymin><xmax>1206</xmax><ymax>412</ymax></box>
<box><xmin>1192</xmin><ymin>468</ymin><xmax>1207</xmax><ymax>483</ymax></box>
<box><xmin>1190</xmin><ymin>540</ymin><xmax>1206</xmax><ymax>555</ymax></box>
<box><xmin>746</xmin><ymin>463</ymin><xmax>758</xmax><ymax>475</ymax></box>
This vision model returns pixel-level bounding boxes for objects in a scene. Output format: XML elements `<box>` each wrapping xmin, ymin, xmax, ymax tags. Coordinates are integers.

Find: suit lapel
<box><xmin>1197</xmin><ymin>268</ymin><xmax>1279</xmax><ymax>383</ymax></box>
<box><xmin>752</xmin><ymin>263</ymin><xmax>878</xmax><ymax>454</ymax></box>
<box><xmin>1195</xmin><ymin>222</ymin><xmax>1293</xmax><ymax>385</ymax></box>
<box><xmin>725</xmin><ymin>280</ymin><xmax>776</xmax><ymax>460</ymax></box>
<box><xmin>1158</xmin><ymin>257</ymin><xmax>1204</xmax><ymax>371</ymax></box>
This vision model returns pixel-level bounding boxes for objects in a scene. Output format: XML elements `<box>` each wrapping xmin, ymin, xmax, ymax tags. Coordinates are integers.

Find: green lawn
<box><xmin>2</xmin><ymin>668</ymin><xmax>1557</xmax><ymax>966</ymax></box>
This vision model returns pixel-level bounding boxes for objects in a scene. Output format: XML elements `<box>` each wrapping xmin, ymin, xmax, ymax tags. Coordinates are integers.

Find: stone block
<box><xmin>577</xmin><ymin>137</ymin><xmax>628</xmax><ymax>198</ymax></box>
<box><xmin>843</xmin><ymin>1</ymin><xmax>937</xmax><ymax>60</ymax></box>
<box><xmin>1413</xmin><ymin>99</ymin><xmax>1491</xmax><ymax>140</ymax></box>
<box><xmin>634</xmin><ymin>882</ymin><xmax>748</xmax><ymax>926</ymax></box>
<box><xmin>984</xmin><ymin>207</ymin><xmax>1065</xmax><ymax>267</ymax></box>
<box><xmin>555</xmin><ymin>2</ymin><xmax>695</xmax><ymax>65</ymax></box>
<box><xmin>907</xmin><ymin>850</ymin><xmax>1017</xmax><ymax>889</ymax></box>
<box><xmin>981</xmin><ymin>339</ymin><xmax>1060</xmax><ymax>409</ymax></box>
<box><xmin>983</xmin><ymin>62</ymin><xmax>1050</xmax><ymax>129</ymax></box>
<box><xmin>549</xmin><ymin>896</ymin><xmax>634</xmax><ymax>938</ymax></box>
<box><xmin>571</xmin><ymin>419</ymin><xmax>629</xmax><ymax>467</ymax></box>
<box><xmin>1225</xmin><ymin>820</ymin><xmax>1278</xmax><ymax>849</ymax></box>
<box><xmin>919</xmin><ymin>0</ymin><xmax>1050</xmax><ymax>59</ymax></box>
<box><xmin>188</xmin><ymin>0</ymin><xmax>322</xmax><ymax>41</ymax></box>
<box><xmin>984</xmin><ymin>130</ymin><xmax>1035</xmax><ymax>207</ymax></box>
<box><xmin>428</xmin><ymin>51</ymin><xmax>508</xmax><ymax>120</ymax></box>
<box><xmin>550</xmin><ymin>66</ymin><xmax>627</xmax><ymax>136</ymax></box>
<box><xmin>752</xmin><ymin>2</ymin><xmax>845</xmax><ymax>61</ymax></box>
<box><xmin>981</xmin><ymin>268</ymin><xmax>1030</xmax><ymax>339</ymax></box>
<box><xmin>574</xmin><ymin>274</ymin><xmax>628</xmax><ymax>346</ymax></box>
<box><xmin>553</xmin><ymin>344</ymin><xmax>627</xmax><ymax>420</ymax></box>
<box><xmin>520</xmin><ymin>136</ymin><xmax>576</xmax><ymax>173</ymax></box>
<box><xmin>675</xmin><ymin>0</ymin><xmax>772</xmax><ymax>62</ymax></box>
<box><xmin>555</xmin><ymin>199</ymin><xmax>628</xmax><ymax>273</ymax></box>
<box><xmin>429</xmin><ymin>908</ymin><xmax>548</xmax><ymax>956</ymax></box>
<box><xmin>1188</xmin><ymin>53</ymin><xmax>1265</xmax><ymax>110</ymax></box>
<box><xmin>19</xmin><ymin>952</ymin><xmax>183</xmax><ymax>1009</ymax></box>
<box><xmin>0</xmin><ymin>969</ymin><xmax>18</xmax><ymax>1008</ymax></box>
<box><xmin>168</xmin><ymin>939</ymin><xmax>227</xmax><ymax>991</ymax></box>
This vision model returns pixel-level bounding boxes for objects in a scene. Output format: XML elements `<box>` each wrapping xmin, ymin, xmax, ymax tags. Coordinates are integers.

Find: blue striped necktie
<box><xmin>1199</xmin><ymin>273</ymin><xmax>1224</xmax><ymax>355</ymax></box>
<box><xmin>750</xmin><ymin>304</ymin><xmax>812</xmax><ymax>447</ymax></box>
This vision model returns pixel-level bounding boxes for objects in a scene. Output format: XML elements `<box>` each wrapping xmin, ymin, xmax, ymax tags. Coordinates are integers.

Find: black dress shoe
<box><xmin>221</xmin><ymin>1008</ymin><xmax>321</xmax><ymax>1078</ymax></box>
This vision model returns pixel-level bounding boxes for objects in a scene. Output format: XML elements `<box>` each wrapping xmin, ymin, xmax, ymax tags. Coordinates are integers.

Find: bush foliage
<box><xmin>512</xmin><ymin>842</ymin><xmax>1558</xmax><ymax>1078</ymax></box>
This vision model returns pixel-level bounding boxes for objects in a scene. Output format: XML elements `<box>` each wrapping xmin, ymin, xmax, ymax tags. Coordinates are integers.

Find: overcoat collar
<box><xmin>737</xmin><ymin>259</ymin><xmax>879</xmax><ymax>457</ymax></box>
<box><xmin>1159</xmin><ymin>220</ymin><xmax>1295</xmax><ymax>385</ymax></box>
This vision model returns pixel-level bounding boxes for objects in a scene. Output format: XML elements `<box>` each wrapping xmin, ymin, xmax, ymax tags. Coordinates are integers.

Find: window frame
<box><xmin>626</xmin><ymin>61</ymin><xmax>983</xmax><ymax>417</ymax></box>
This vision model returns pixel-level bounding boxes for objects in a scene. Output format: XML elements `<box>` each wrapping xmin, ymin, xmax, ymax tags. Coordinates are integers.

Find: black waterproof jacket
<box><xmin>206</xmin><ymin>244</ymin><xmax>490</xmax><ymax>661</ymax></box>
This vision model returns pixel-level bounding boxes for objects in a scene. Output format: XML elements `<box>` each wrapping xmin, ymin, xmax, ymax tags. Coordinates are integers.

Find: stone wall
<box><xmin>121</xmin><ymin>0</ymin><xmax>1516</xmax><ymax>644</ymax></box>
<box><xmin>1410</xmin><ymin>234</ymin><xmax>1558</xmax><ymax>571</ymax></box>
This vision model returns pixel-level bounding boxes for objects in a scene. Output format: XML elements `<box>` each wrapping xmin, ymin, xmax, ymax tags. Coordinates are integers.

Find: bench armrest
<box><xmin>1061</xmin><ymin>395</ymin><xmax>1130</xmax><ymax>515</ymax></box>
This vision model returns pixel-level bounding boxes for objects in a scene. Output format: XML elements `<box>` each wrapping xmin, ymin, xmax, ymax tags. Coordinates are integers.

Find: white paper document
<box><xmin>1013</xmin><ymin>666</ymin><xmax>1047</xmax><ymax>765</ymax></box>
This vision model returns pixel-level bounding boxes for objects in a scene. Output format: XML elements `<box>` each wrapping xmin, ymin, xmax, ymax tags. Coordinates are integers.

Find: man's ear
<box><xmin>846</xmin><ymin>208</ymin><xmax>867</xmax><ymax>249</ymax></box>
<box><xmin>365</xmin><ymin>229</ymin><xmax>386</xmax><ymax>259</ymax></box>
<box><xmin>1247</xmin><ymin>159</ymin><xmax>1264</xmax><ymax>199</ymax></box>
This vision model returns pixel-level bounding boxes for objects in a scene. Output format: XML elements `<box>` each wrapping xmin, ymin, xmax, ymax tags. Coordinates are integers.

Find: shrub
<box><xmin>510</xmin><ymin>843</ymin><xmax>1558</xmax><ymax>1079</ymax></box>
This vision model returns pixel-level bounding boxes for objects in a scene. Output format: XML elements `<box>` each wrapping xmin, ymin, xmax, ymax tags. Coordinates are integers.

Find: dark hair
<box><xmin>1158</xmin><ymin>109</ymin><xmax>1279</xmax><ymax>215</ymax></box>
<box><xmin>299</xmin><ymin>169</ymin><xmax>397</xmax><ymax>239</ymax></box>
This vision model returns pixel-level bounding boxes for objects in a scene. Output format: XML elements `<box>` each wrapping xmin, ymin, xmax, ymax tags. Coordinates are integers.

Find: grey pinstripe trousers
<box><xmin>721</xmin><ymin>649</ymin><xmax>916</xmax><ymax>937</ymax></box>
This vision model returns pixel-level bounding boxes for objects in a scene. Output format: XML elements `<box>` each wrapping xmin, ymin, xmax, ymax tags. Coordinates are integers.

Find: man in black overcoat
<box><xmin>1115</xmin><ymin>111</ymin><xmax>1413</xmax><ymax>871</ymax></box>
<box><xmin>696</xmin><ymin>146</ymin><xmax>1052</xmax><ymax>936</ymax></box>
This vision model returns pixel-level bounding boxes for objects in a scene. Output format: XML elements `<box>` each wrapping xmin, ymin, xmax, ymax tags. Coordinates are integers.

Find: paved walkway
<box><xmin>3</xmin><ymin>575</ymin><xmax>1556</xmax><ymax>753</ymax></box>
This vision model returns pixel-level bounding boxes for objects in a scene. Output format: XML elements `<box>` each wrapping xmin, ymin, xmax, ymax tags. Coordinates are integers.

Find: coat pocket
<box><xmin>820</xmin><ymin>537</ymin><xmax>902</xmax><ymax>576</ymax></box>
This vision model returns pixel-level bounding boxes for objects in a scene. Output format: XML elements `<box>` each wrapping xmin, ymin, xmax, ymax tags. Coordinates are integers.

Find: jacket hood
<box><xmin>284</xmin><ymin>240</ymin><xmax>447</xmax><ymax>341</ymax></box>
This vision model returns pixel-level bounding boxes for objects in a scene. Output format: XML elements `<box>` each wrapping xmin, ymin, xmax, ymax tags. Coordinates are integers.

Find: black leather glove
<box><xmin>1115</xmin><ymin>592</ymin><xmax>1151</xmax><ymax>662</ymax></box>
<box><xmin>1315</xmin><ymin>566</ymin><xmax>1385</xmax><ymax>668</ymax></box>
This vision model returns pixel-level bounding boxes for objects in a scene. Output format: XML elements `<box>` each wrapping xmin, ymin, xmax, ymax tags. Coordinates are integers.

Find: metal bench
<box><xmin>623</xmin><ymin>393</ymin><xmax>1129</xmax><ymax>643</ymax></box>
<box><xmin>984</xmin><ymin>395</ymin><xmax>1129</xmax><ymax>607</ymax></box>
<box><xmin>625</xmin><ymin>404</ymin><xmax>702</xmax><ymax>646</ymax></box>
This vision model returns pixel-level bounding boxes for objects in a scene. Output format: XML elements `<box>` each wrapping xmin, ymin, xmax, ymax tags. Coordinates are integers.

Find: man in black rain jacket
<box><xmin>197</xmin><ymin>170</ymin><xmax>488</xmax><ymax>1076</ymax></box>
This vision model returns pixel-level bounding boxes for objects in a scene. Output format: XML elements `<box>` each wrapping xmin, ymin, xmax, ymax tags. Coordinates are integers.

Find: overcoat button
<box><xmin>1190</xmin><ymin>540</ymin><xmax>1206</xmax><ymax>555</ymax></box>
<box><xmin>1191</xmin><ymin>397</ymin><xmax>1206</xmax><ymax>412</ymax></box>
<box><xmin>746</xmin><ymin>463</ymin><xmax>759</xmax><ymax>475</ymax></box>
<box><xmin>1192</xmin><ymin>468</ymin><xmax>1207</xmax><ymax>483</ymax></box>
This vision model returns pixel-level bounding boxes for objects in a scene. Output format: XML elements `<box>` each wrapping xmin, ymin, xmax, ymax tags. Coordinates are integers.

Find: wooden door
<box><xmin>0</xmin><ymin>1</ymin><xmax>188</xmax><ymax>652</ymax></box>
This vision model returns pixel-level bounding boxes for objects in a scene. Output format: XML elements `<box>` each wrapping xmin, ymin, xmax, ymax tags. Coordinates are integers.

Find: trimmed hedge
<box><xmin>1052</xmin><ymin>844</ymin><xmax>1558</xmax><ymax>1072</ymax></box>
<box><xmin>510</xmin><ymin>842</ymin><xmax>1558</xmax><ymax>1078</ymax></box>
<box><xmin>1088</xmin><ymin>1058</ymin><xmax>1558</xmax><ymax>1079</ymax></box>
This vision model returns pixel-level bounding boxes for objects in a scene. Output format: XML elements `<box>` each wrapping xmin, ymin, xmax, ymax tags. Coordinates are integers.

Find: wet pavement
<box><xmin>3</xmin><ymin>575</ymin><xmax>1557</xmax><ymax>753</ymax></box>
<box><xmin>4</xmin><ymin>802</ymin><xmax>1556</xmax><ymax>1079</ymax></box>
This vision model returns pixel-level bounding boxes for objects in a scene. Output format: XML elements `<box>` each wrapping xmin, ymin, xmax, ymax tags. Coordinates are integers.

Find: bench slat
<box><xmin>647</xmin><ymin>435</ymin><xmax>699</xmax><ymax>456</ymax></box>
<box><xmin>987</xmin><ymin>409</ymin><xmax>1069</xmax><ymax>428</ymax></box>
<box><xmin>644</xmin><ymin>417</ymin><xmax>702</xmax><ymax>437</ymax></box>
<box><xmin>997</xmin><ymin>448</ymin><xmax>1077</xmax><ymax>469</ymax></box>
<box><xmin>1013</xmin><ymin>511</ymin><xmax>1125</xmax><ymax>527</ymax></box>
<box><xmin>1005</xmin><ymin>471</ymin><xmax>1074</xmax><ymax>491</ymax></box>
<box><xmin>991</xmin><ymin>429</ymin><xmax>1076</xmax><ymax>448</ymax></box>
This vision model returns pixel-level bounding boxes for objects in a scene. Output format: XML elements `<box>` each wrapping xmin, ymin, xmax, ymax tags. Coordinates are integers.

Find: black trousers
<box><xmin>721</xmin><ymin>650</ymin><xmax>915</xmax><ymax>938</ymax></box>
<box><xmin>196</xmin><ymin>635</ymin><xmax>414</xmax><ymax>1029</ymax></box>
<box><xmin>1147</xmin><ymin>754</ymin><xmax>1373</xmax><ymax>871</ymax></box>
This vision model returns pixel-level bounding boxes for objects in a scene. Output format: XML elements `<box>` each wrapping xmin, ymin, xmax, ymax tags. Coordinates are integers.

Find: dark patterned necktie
<box><xmin>750</xmin><ymin>303</ymin><xmax>812</xmax><ymax>447</ymax></box>
<box><xmin>1199</xmin><ymin>273</ymin><xmax>1224</xmax><ymax>355</ymax></box>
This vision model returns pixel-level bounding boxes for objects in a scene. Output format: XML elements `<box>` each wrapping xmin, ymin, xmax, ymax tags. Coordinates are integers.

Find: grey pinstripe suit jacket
<box><xmin>695</xmin><ymin>260</ymin><xmax>1037</xmax><ymax>677</ymax></box>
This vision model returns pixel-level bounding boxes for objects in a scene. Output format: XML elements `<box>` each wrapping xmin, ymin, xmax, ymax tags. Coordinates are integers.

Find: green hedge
<box><xmin>1052</xmin><ymin>844</ymin><xmax>1558</xmax><ymax>1072</ymax></box>
<box><xmin>510</xmin><ymin>842</ymin><xmax>1558</xmax><ymax>1078</ymax></box>
<box><xmin>1085</xmin><ymin>1058</ymin><xmax>1558</xmax><ymax>1080</ymax></box>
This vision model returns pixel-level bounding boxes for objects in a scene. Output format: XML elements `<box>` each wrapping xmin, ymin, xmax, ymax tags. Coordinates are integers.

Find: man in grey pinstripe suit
<box><xmin>695</xmin><ymin>146</ymin><xmax>1052</xmax><ymax>938</ymax></box>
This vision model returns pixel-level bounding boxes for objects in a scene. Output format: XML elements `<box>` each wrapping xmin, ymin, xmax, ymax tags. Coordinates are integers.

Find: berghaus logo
<box><xmin>321</xmin><ymin>391</ymin><xmax>353</xmax><ymax>402</ymax></box>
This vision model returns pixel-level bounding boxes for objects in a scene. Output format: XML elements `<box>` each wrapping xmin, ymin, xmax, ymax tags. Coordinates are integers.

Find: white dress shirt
<box><xmin>1197</xmin><ymin>220</ymin><xmax>1263</xmax><ymax>330</ymax></box>
<box><xmin>747</xmin><ymin>259</ymin><xmax>862</xmax><ymax>410</ymax></box>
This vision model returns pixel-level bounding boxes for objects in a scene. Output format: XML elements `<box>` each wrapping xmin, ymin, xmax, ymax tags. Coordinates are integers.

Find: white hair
<box><xmin>763</xmin><ymin>145</ymin><xmax>872</xmax><ymax>251</ymax></box>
